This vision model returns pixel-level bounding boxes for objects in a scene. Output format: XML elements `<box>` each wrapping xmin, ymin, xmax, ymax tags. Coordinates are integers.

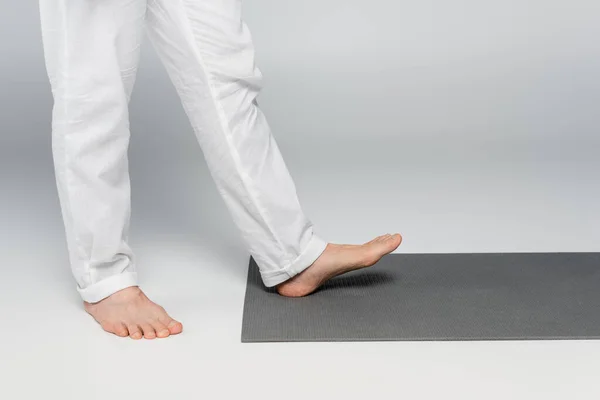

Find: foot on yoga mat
<box><xmin>241</xmin><ymin>252</ymin><xmax>600</xmax><ymax>342</ymax></box>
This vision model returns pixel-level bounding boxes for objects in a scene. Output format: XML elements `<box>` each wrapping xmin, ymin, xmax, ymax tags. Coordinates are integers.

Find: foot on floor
<box><xmin>84</xmin><ymin>286</ymin><xmax>183</xmax><ymax>340</ymax></box>
<box><xmin>276</xmin><ymin>233</ymin><xmax>402</xmax><ymax>297</ymax></box>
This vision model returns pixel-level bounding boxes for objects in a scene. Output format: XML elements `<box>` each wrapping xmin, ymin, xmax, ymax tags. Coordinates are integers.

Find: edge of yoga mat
<box><xmin>240</xmin><ymin>252</ymin><xmax>600</xmax><ymax>343</ymax></box>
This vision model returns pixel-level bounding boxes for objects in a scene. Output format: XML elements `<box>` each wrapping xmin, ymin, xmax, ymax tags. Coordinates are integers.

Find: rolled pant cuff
<box><xmin>77</xmin><ymin>271</ymin><xmax>138</xmax><ymax>303</ymax></box>
<box><xmin>260</xmin><ymin>234</ymin><xmax>329</xmax><ymax>287</ymax></box>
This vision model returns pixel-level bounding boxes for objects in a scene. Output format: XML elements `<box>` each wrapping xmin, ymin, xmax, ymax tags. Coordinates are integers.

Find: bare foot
<box><xmin>276</xmin><ymin>233</ymin><xmax>402</xmax><ymax>297</ymax></box>
<box><xmin>84</xmin><ymin>286</ymin><xmax>183</xmax><ymax>339</ymax></box>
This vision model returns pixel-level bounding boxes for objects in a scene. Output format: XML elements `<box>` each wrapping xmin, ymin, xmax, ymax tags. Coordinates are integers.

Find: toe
<box><xmin>368</xmin><ymin>235</ymin><xmax>386</xmax><ymax>244</ymax></box>
<box><xmin>385</xmin><ymin>234</ymin><xmax>402</xmax><ymax>251</ymax></box>
<box><xmin>140</xmin><ymin>323</ymin><xmax>156</xmax><ymax>339</ymax></box>
<box><xmin>152</xmin><ymin>321</ymin><xmax>171</xmax><ymax>338</ymax></box>
<box><xmin>157</xmin><ymin>311</ymin><xmax>183</xmax><ymax>335</ymax></box>
<box><xmin>114</xmin><ymin>323</ymin><xmax>129</xmax><ymax>338</ymax></box>
<box><xmin>127</xmin><ymin>324</ymin><xmax>143</xmax><ymax>340</ymax></box>
<box><xmin>167</xmin><ymin>320</ymin><xmax>183</xmax><ymax>335</ymax></box>
<box><xmin>367</xmin><ymin>235</ymin><xmax>387</xmax><ymax>246</ymax></box>
<box><xmin>100</xmin><ymin>321</ymin><xmax>128</xmax><ymax>338</ymax></box>
<box><xmin>152</xmin><ymin>306</ymin><xmax>182</xmax><ymax>335</ymax></box>
<box><xmin>99</xmin><ymin>321</ymin><xmax>114</xmax><ymax>334</ymax></box>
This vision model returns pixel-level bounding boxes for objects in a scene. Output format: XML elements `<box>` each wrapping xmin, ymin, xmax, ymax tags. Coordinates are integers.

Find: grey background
<box><xmin>2</xmin><ymin>0</ymin><xmax>600</xmax><ymax>252</ymax></box>
<box><xmin>1</xmin><ymin>1</ymin><xmax>600</xmax><ymax>399</ymax></box>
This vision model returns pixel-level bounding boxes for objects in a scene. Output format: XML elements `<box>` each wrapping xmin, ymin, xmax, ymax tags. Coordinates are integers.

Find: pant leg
<box><xmin>144</xmin><ymin>0</ymin><xmax>328</xmax><ymax>287</ymax></box>
<box><xmin>38</xmin><ymin>0</ymin><xmax>147</xmax><ymax>302</ymax></box>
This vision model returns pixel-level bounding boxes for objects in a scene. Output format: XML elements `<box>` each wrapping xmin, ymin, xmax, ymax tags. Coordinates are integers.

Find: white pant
<box><xmin>38</xmin><ymin>0</ymin><xmax>328</xmax><ymax>303</ymax></box>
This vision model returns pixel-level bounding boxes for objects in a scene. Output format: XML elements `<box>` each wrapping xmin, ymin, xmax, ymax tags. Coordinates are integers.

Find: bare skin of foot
<box><xmin>84</xmin><ymin>286</ymin><xmax>183</xmax><ymax>340</ymax></box>
<box><xmin>276</xmin><ymin>233</ymin><xmax>402</xmax><ymax>297</ymax></box>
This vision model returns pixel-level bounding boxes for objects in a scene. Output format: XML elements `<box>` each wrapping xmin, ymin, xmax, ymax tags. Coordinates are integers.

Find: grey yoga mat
<box><xmin>241</xmin><ymin>252</ymin><xmax>600</xmax><ymax>342</ymax></box>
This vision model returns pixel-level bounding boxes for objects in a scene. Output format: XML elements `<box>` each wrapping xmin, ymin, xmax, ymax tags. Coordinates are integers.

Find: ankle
<box><xmin>84</xmin><ymin>285</ymin><xmax>142</xmax><ymax>307</ymax></box>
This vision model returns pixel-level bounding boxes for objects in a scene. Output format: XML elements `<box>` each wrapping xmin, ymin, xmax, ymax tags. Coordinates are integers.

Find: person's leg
<box><xmin>144</xmin><ymin>0</ymin><xmax>402</xmax><ymax>296</ymax></box>
<box><xmin>39</xmin><ymin>0</ymin><xmax>181</xmax><ymax>338</ymax></box>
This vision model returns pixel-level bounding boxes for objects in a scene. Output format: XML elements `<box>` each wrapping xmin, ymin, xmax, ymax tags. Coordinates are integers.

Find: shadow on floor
<box><xmin>252</xmin><ymin>269</ymin><xmax>397</xmax><ymax>295</ymax></box>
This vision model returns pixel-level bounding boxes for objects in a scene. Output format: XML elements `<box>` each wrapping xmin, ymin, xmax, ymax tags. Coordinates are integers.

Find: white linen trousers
<box><xmin>38</xmin><ymin>0</ymin><xmax>328</xmax><ymax>303</ymax></box>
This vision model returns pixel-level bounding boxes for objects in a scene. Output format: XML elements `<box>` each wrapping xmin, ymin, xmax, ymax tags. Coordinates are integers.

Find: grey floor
<box><xmin>2</xmin><ymin>134</ymin><xmax>600</xmax><ymax>399</ymax></box>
